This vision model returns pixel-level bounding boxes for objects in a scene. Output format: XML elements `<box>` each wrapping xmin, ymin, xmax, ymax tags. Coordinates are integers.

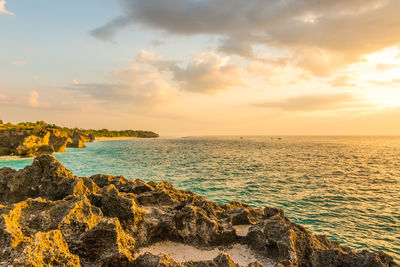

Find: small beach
<box><xmin>95</xmin><ymin>136</ymin><xmax>138</xmax><ymax>141</ymax></box>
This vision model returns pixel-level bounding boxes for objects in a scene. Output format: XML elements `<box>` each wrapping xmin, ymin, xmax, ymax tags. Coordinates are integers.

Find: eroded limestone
<box><xmin>0</xmin><ymin>155</ymin><xmax>398</xmax><ymax>267</ymax></box>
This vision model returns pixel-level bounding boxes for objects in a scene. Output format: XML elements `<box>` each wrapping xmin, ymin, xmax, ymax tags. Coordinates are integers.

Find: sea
<box><xmin>0</xmin><ymin>136</ymin><xmax>399</xmax><ymax>261</ymax></box>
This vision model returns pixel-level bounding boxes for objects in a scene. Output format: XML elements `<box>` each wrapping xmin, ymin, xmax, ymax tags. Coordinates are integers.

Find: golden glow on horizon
<box><xmin>367</xmin><ymin>89</ymin><xmax>400</xmax><ymax>107</ymax></box>
<box><xmin>356</xmin><ymin>47</ymin><xmax>400</xmax><ymax>107</ymax></box>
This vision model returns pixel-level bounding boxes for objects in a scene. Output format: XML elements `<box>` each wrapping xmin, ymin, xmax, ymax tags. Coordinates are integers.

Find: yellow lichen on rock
<box><xmin>58</xmin><ymin>196</ymin><xmax>103</xmax><ymax>242</ymax></box>
<box><xmin>17</xmin><ymin>230</ymin><xmax>80</xmax><ymax>267</ymax></box>
<box><xmin>16</xmin><ymin>131</ymin><xmax>51</xmax><ymax>156</ymax></box>
<box><xmin>115</xmin><ymin>218</ymin><xmax>136</xmax><ymax>262</ymax></box>
<box><xmin>100</xmin><ymin>184</ymin><xmax>144</xmax><ymax>224</ymax></box>
<box><xmin>72</xmin><ymin>178</ymin><xmax>101</xmax><ymax>197</ymax></box>
<box><xmin>60</xmin><ymin>197</ymin><xmax>102</xmax><ymax>229</ymax></box>
<box><xmin>3</xmin><ymin>201</ymin><xmax>33</xmax><ymax>247</ymax></box>
<box><xmin>78</xmin><ymin>218</ymin><xmax>136</xmax><ymax>265</ymax></box>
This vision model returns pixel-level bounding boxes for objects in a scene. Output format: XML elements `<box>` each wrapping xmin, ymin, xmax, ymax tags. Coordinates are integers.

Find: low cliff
<box><xmin>67</xmin><ymin>132</ymin><xmax>95</xmax><ymax>148</ymax></box>
<box><xmin>0</xmin><ymin>120</ymin><xmax>158</xmax><ymax>157</ymax></box>
<box><xmin>0</xmin><ymin>129</ymin><xmax>93</xmax><ymax>157</ymax></box>
<box><xmin>0</xmin><ymin>156</ymin><xmax>398</xmax><ymax>267</ymax></box>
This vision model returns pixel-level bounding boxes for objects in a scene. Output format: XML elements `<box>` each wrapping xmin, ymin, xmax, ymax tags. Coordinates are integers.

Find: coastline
<box><xmin>0</xmin><ymin>155</ymin><xmax>397</xmax><ymax>266</ymax></box>
<box><xmin>0</xmin><ymin>137</ymin><xmax>139</xmax><ymax>160</ymax></box>
<box><xmin>0</xmin><ymin>121</ymin><xmax>158</xmax><ymax>157</ymax></box>
<box><xmin>95</xmin><ymin>136</ymin><xmax>139</xmax><ymax>141</ymax></box>
<box><xmin>0</xmin><ymin>155</ymin><xmax>33</xmax><ymax>161</ymax></box>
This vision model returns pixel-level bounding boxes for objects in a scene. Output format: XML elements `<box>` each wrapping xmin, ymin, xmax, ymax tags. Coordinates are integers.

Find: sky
<box><xmin>1</xmin><ymin>0</ymin><xmax>400</xmax><ymax>136</ymax></box>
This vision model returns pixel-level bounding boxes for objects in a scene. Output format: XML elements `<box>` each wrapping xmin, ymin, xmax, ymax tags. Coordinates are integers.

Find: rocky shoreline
<box><xmin>0</xmin><ymin>156</ymin><xmax>398</xmax><ymax>266</ymax></box>
<box><xmin>0</xmin><ymin>120</ymin><xmax>159</xmax><ymax>157</ymax></box>
<box><xmin>0</xmin><ymin>129</ymin><xmax>94</xmax><ymax>157</ymax></box>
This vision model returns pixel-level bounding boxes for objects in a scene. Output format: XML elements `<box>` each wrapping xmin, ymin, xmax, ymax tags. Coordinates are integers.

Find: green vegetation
<box><xmin>0</xmin><ymin>121</ymin><xmax>159</xmax><ymax>138</ymax></box>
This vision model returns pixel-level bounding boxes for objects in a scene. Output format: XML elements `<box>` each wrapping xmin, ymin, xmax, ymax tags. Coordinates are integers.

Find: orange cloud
<box><xmin>28</xmin><ymin>91</ymin><xmax>41</xmax><ymax>107</ymax></box>
<box><xmin>0</xmin><ymin>0</ymin><xmax>14</xmax><ymax>16</ymax></box>
<box><xmin>28</xmin><ymin>91</ymin><xmax>51</xmax><ymax>108</ymax></box>
<box><xmin>12</xmin><ymin>61</ymin><xmax>27</xmax><ymax>66</ymax></box>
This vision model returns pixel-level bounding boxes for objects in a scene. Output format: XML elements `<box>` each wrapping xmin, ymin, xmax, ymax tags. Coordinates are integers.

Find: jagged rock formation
<box><xmin>67</xmin><ymin>132</ymin><xmax>95</xmax><ymax>148</ymax></box>
<box><xmin>0</xmin><ymin>130</ymin><xmax>93</xmax><ymax>157</ymax></box>
<box><xmin>0</xmin><ymin>156</ymin><xmax>398</xmax><ymax>267</ymax></box>
<box><xmin>0</xmin><ymin>130</ymin><xmax>51</xmax><ymax>156</ymax></box>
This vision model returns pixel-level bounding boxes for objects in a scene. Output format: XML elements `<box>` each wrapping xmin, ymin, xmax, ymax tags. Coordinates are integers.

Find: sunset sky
<box><xmin>1</xmin><ymin>0</ymin><xmax>400</xmax><ymax>136</ymax></box>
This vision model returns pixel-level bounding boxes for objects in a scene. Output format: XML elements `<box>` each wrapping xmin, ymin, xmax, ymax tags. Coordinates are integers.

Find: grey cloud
<box><xmin>90</xmin><ymin>16</ymin><xmax>131</xmax><ymax>41</ymax></box>
<box><xmin>254</xmin><ymin>93</ymin><xmax>368</xmax><ymax>111</ymax></box>
<box><xmin>218</xmin><ymin>36</ymin><xmax>255</xmax><ymax>58</ymax></box>
<box><xmin>151</xmin><ymin>40</ymin><xmax>165</xmax><ymax>46</ymax></box>
<box><xmin>91</xmin><ymin>0</ymin><xmax>400</xmax><ymax>73</ymax></box>
<box><xmin>112</xmin><ymin>0</ymin><xmax>386</xmax><ymax>36</ymax></box>
<box><xmin>68</xmin><ymin>83</ymin><xmax>127</xmax><ymax>102</ymax></box>
<box><xmin>170</xmin><ymin>55</ymin><xmax>244</xmax><ymax>94</ymax></box>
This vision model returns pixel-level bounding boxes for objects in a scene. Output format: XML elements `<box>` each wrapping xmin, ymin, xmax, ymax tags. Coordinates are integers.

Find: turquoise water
<box><xmin>1</xmin><ymin>136</ymin><xmax>399</xmax><ymax>261</ymax></box>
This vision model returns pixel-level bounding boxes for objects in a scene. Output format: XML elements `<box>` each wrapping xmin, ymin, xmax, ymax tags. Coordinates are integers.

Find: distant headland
<box><xmin>0</xmin><ymin>120</ymin><xmax>159</xmax><ymax>157</ymax></box>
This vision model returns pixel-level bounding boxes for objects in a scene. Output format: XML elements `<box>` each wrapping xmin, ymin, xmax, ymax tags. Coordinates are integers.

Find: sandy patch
<box><xmin>137</xmin><ymin>241</ymin><xmax>274</xmax><ymax>266</ymax></box>
<box><xmin>234</xmin><ymin>225</ymin><xmax>252</xmax><ymax>237</ymax></box>
<box><xmin>0</xmin><ymin>155</ymin><xmax>32</xmax><ymax>160</ymax></box>
<box><xmin>94</xmin><ymin>137</ymin><xmax>138</xmax><ymax>141</ymax></box>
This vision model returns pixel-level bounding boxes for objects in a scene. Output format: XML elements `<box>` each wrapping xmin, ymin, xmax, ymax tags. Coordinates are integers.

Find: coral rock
<box><xmin>0</xmin><ymin>155</ymin><xmax>398</xmax><ymax>267</ymax></box>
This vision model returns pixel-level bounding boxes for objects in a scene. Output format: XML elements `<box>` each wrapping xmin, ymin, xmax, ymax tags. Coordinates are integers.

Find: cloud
<box><xmin>0</xmin><ymin>91</ymin><xmax>51</xmax><ymax>109</ymax></box>
<box><xmin>254</xmin><ymin>93</ymin><xmax>368</xmax><ymax>111</ymax></box>
<box><xmin>218</xmin><ymin>36</ymin><xmax>255</xmax><ymax>58</ymax></box>
<box><xmin>71</xmin><ymin>81</ymin><xmax>176</xmax><ymax>107</ymax></box>
<box><xmin>142</xmin><ymin>50</ymin><xmax>245</xmax><ymax>94</ymax></box>
<box><xmin>0</xmin><ymin>0</ymin><xmax>13</xmax><ymax>15</ymax></box>
<box><xmin>89</xmin><ymin>16</ymin><xmax>130</xmax><ymax>41</ymax></box>
<box><xmin>28</xmin><ymin>91</ymin><xmax>41</xmax><ymax>107</ymax></box>
<box><xmin>329</xmin><ymin>75</ymin><xmax>356</xmax><ymax>87</ymax></box>
<box><xmin>91</xmin><ymin>0</ymin><xmax>400</xmax><ymax>74</ymax></box>
<box><xmin>170</xmin><ymin>53</ymin><xmax>244</xmax><ymax>94</ymax></box>
<box><xmin>151</xmin><ymin>40</ymin><xmax>165</xmax><ymax>46</ymax></box>
<box><xmin>135</xmin><ymin>49</ymin><xmax>161</xmax><ymax>64</ymax></box>
<box><xmin>70</xmin><ymin>51</ymin><xmax>244</xmax><ymax>104</ymax></box>
<box><xmin>68</xmin><ymin>52</ymin><xmax>179</xmax><ymax>108</ymax></box>
<box><xmin>367</xmin><ymin>78</ymin><xmax>400</xmax><ymax>87</ymax></box>
<box><xmin>12</xmin><ymin>61</ymin><xmax>27</xmax><ymax>66</ymax></box>
<box><xmin>28</xmin><ymin>91</ymin><xmax>51</xmax><ymax>108</ymax></box>
<box><xmin>376</xmin><ymin>63</ymin><xmax>400</xmax><ymax>71</ymax></box>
